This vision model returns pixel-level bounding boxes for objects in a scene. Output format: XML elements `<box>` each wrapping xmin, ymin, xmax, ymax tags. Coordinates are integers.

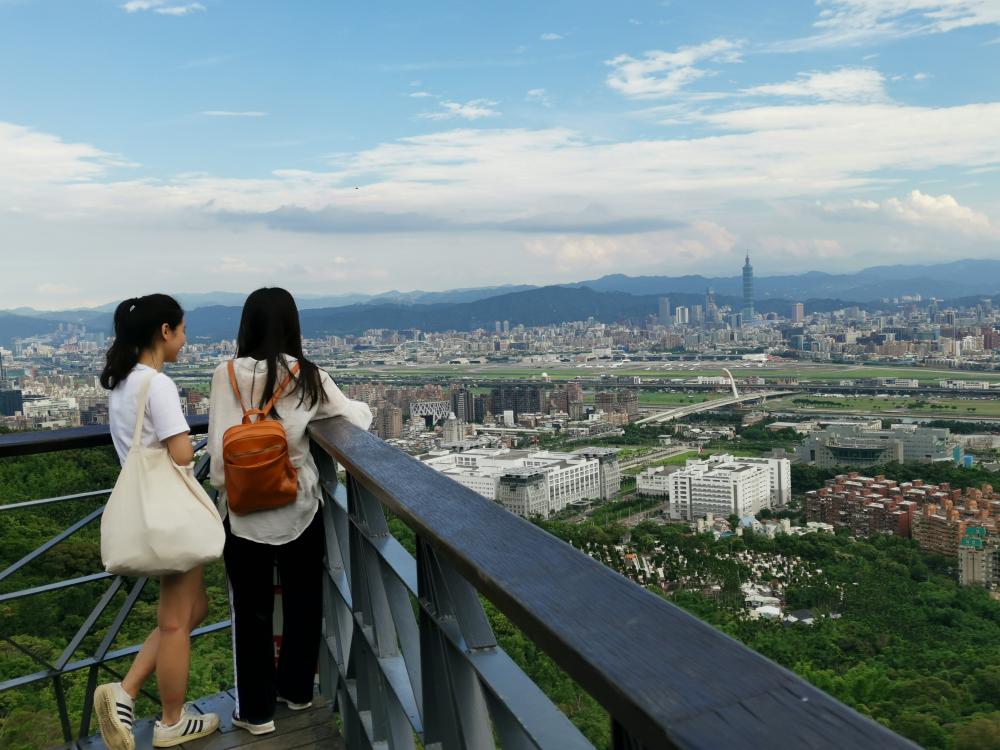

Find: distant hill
<box><xmin>4</xmin><ymin>258</ymin><xmax>998</xmax><ymax>343</ymax></box>
<box><xmin>0</xmin><ymin>313</ymin><xmax>79</xmax><ymax>347</ymax></box>
<box><xmin>575</xmin><ymin>258</ymin><xmax>1000</xmax><ymax>302</ymax></box>
<box><xmin>175</xmin><ymin>288</ymin><xmax>866</xmax><ymax>339</ymax></box>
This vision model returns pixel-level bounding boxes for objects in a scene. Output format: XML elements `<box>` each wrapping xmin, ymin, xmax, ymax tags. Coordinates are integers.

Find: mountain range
<box><xmin>2</xmin><ymin>259</ymin><xmax>999</xmax><ymax>346</ymax></box>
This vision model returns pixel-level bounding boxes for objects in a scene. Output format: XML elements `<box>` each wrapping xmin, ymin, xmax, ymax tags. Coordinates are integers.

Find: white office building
<box><xmin>421</xmin><ymin>447</ymin><xmax>617</xmax><ymax>518</ymax></box>
<box><xmin>668</xmin><ymin>457</ymin><xmax>772</xmax><ymax>521</ymax></box>
<box><xmin>704</xmin><ymin>453</ymin><xmax>792</xmax><ymax>508</ymax></box>
<box><xmin>637</xmin><ymin>465</ymin><xmax>675</xmax><ymax>497</ymax></box>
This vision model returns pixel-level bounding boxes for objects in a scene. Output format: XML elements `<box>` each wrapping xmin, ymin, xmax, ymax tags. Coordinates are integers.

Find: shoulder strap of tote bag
<box><xmin>130</xmin><ymin>372</ymin><xmax>159</xmax><ymax>451</ymax></box>
<box><xmin>227</xmin><ymin>359</ymin><xmax>301</xmax><ymax>423</ymax></box>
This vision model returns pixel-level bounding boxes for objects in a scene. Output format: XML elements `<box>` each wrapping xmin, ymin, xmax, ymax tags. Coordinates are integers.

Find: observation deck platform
<box><xmin>3</xmin><ymin>414</ymin><xmax>917</xmax><ymax>750</ymax></box>
<box><xmin>70</xmin><ymin>691</ymin><xmax>343</xmax><ymax>750</ymax></box>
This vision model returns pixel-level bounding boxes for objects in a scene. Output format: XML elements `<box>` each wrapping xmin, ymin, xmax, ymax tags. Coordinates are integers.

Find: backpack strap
<box><xmin>227</xmin><ymin>360</ymin><xmax>301</xmax><ymax>423</ymax></box>
<box><xmin>227</xmin><ymin>360</ymin><xmax>248</xmax><ymax>417</ymax></box>
<box><xmin>261</xmin><ymin>362</ymin><xmax>301</xmax><ymax>418</ymax></box>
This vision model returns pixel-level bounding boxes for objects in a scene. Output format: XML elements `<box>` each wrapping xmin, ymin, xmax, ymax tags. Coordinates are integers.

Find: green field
<box><xmin>342</xmin><ymin>363</ymin><xmax>1000</xmax><ymax>384</ymax></box>
<box><xmin>623</xmin><ymin>448</ymin><xmax>766</xmax><ymax>475</ymax></box>
<box><xmin>769</xmin><ymin>394</ymin><xmax>1000</xmax><ymax>417</ymax></box>
<box><xmin>638</xmin><ymin>392</ymin><xmax>727</xmax><ymax>406</ymax></box>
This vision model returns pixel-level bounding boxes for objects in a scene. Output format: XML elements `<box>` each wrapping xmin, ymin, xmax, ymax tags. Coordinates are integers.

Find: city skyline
<box><xmin>2</xmin><ymin>1</ymin><xmax>999</xmax><ymax>308</ymax></box>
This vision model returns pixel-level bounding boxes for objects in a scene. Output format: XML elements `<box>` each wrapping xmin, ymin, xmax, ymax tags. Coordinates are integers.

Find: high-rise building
<box><xmin>618</xmin><ymin>390</ymin><xmax>639</xmax><ymax>417</ymax></box>
<box><xmin>442</xmin><ymin>412</ymin><xmax>465</xmax><ymax>443</ymax></box>
<box><xmin>450</xmin><ymin>386</ymin><xmax>475</xmax><ymax>422</ymax></box>
<box><xmin>490</xmin><ymin>385</ymin><xmax>541</xmax><ymax>417</ymax></box>
<box><xmin>742</xmin><ymin>252</ymin><xmax>755</xmax><ymax>320</ymax></box>
<box><xmin>374</xmin><ymin>403</ymin><xmax>403</xmax><ymax>439</ymax></box>
<box><xmin>958</xmin><ymin>527</ymin><xmax>999</xmax><ymax>589</ymax></box>
<box><xmin>705</xmin><ymin>287</ymin><xmax>717</xmax><ymax>322</ymax></box>
<box><xmin>595</xmin><ymin>391</ymin><xmax>617</xmax><ymax>415</ymax></box>
<box><xmin>0</xmin><ymin>387</ymin><xmax>23</xmax><ymax>417</ymax></box>
<box><xmin>658</xmin><ymin>297</ymin><xmax>671</xmax><ymax>326</ymax></box>
<box><xmin>792</xmin><ymin>303</ymin><xmax>804</xmax><ymax>325</ymax></box>
<box><xmin>473</xmin><ymin>393</ymin><xmax>491</xmax><ymax>423</ymax></box>
<box><xmin>674</xmin><ymin>306</ymin><xmax>689</xmax><ymax>326</ymax></box>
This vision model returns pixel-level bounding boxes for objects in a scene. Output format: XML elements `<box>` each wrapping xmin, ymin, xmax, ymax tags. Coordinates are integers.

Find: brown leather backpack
<box><xmin>222</xmin><ymin>360</ymin><xmax>301</xmax><ymax>515</ymax></box>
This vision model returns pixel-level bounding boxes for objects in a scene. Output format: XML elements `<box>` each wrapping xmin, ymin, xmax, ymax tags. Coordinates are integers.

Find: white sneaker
<box><xmin>232</xmin><ymin>711</ymin><xmax>276</xmax><ymax>735</ymax></box>
<box><xmin>94</xmin><ymin>682</ymin><xmax>135</xmax><ymax>750</ymax></box>
<box><xmin>152</xmin><ymin>705</ymin><xmax>219</xmax><ymax>747</ymax></box>
<box><xmin>277</xmin><ymin>695</ymin><xmax>313</xmax><ymax>711</ymax></box>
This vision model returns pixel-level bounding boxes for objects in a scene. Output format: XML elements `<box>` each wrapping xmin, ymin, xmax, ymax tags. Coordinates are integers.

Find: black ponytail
<box><xmin>100</xmin><ymin>294</ymin><xmax>184</xmax><ymax>390</ymax></box>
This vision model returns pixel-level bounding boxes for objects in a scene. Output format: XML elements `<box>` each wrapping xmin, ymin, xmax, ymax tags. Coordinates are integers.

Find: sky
<box><xmin>2</xmin><ymin>0</ymin><xmax>1000</xmax><ymax>309</ymax></box>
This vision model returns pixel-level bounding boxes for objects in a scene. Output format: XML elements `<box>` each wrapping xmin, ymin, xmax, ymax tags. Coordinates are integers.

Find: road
<box><xmin>634</xmin><ymin>390</ymin><xmax>795</xmax><ymax>425</ymax></box>
<box><xmin>617</xmin><ymin>444</ymin><xmax>694</xmax><ymax>469</ymax></box>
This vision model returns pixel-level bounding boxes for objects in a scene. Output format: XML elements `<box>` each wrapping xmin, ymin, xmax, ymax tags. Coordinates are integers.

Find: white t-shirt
<box><xmin>108</xmin><ymin>364</ymin><xmax>190</xmax><ymax>465</ymax></box>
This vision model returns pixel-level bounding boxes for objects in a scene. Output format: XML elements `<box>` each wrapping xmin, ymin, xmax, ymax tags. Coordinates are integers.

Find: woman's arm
<box><xmin>148</xmin><ymin>374</ymin><xmax>195</xmax><ymax>466</ymax></box>
<box><xmin>164</xmin><ymin>432</ymin><xmax>195</xmax><ymax>466</ymax></box>
<box><xmin>207</xmin><ymin>364</ymin><xmax>229</xmax><ymax>490</ymax></box>
<box><xmin>314</xmin><ymin>370</ymin><xmax>373</xmax><ymax>429</ymax></box>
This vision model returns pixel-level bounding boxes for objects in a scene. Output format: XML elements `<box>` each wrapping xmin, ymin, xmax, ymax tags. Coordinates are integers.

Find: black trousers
<box><xmin>223</xmin><ymin>508</ymin><xmax>324</xmax><ymax>723</ymax></box>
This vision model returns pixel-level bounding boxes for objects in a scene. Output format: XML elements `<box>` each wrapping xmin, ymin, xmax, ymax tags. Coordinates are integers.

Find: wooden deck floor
<box><xmin>71</xmin><ymin>691</ymin><xmax>344</xmax><ymax>750</ymax></box>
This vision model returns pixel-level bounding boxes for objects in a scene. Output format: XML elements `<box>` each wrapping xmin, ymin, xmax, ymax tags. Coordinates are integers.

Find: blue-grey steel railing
<box><xmin>306</xmin><ymin>417</ymin><xmax>917</xmax><ymax>750</ymax></box>
<box><xmin>0</xmin><ymin>417</ymin><xmax>918</xmax><ymax>750</ymax></box>
<box><xmin>0</xmin><ymin>418</ymin><xmax>229</xmax><ymax>747</ymax></box>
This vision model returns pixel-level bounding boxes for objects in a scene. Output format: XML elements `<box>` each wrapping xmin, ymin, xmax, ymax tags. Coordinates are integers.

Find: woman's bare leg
<box><xmin>121</xmin><ymin>575</ymin><xmax>209</xmax><ymax>701</ymax></box>
<box><xmin>154</xmin><ymin>566</ymin><xmax>206</xmax><ymax>725</ymax></box>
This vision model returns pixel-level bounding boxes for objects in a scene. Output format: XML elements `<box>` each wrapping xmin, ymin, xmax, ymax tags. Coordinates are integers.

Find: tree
<box><xmin>953</xmin><ymin>713</ymin><xmax>1000</xmax><ymax>750</ymax></box>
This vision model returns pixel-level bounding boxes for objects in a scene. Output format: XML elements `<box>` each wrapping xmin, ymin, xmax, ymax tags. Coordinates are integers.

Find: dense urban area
<box><xmin>3</xmin><ymin>260</ymin><xmax>1000</xmax><ymax>749</ymax></box>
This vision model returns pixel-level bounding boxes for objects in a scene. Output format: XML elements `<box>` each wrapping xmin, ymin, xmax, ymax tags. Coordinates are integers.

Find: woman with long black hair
<box><xmin>94</xmin><ymin>294</ymin><xmax>220</xmax><ymax>749</ymax></box>
<box><xmin>207</xmin><ymin>287</ymin><xmax>372</xmax><ymax>735</ymax></box>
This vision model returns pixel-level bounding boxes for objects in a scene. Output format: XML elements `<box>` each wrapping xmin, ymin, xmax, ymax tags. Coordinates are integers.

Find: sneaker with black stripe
<box><xmin>152</xmin><ymin>705</ymin><xmax>219</xmax><ymax>747</ymax></box>
<box><xmin>94</xmin><ymin>682</ymin><xmax>135</xmax><ymax>750</ymax></box>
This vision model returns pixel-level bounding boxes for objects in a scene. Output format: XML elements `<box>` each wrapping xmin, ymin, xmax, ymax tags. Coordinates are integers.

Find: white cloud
<box><xmin>0</xmin><ymin>122</ymin><xmax>135</xmax><ymax>184</ymax></box>
<box><xmin>202</xmin><ymin>110</ymin><xmax>268</xmax><ymax>117</ymax></box>
<box><xmin>744</xmin><ymin>67</ymin><xmax>887</xmax><ymax>102</ymax></box>
<box><xmin>6</xmin><ymin>101</ymin><xmax>1000</xmax><ymax>229</ymax></box>
<box><xmin>540</xmin><ymin>32</ymin><xmax>563</xmax><ymax>41</ymax></box>
<box><xmin>36</xmin><ymin>283</ymin><xmax>82</xmax><ymax>296</ymax></box>
<box><xmin>419</xmin><ymin>99</ymin><xmax>500</xmax><ymax>121</ymax></box>
<box><xmin>756</xmin><ymin>236</ymin><xmax>844</xmax><ymax>259</ymax></box>
<box><xmin>605</xmin><ymin>38</ymin><xmax>744</xmax><ymax>99</ymax></box>
<box><xmin>154</xmin><ymin>3</ymin><xmax>204</xmax><ymax>15</ymax></box>
<box><xmin>780</xmin><ymin>0</ymin><xmax>1000</xmax><ymax>49</ymax></box>
<box><xmin>122</xmin><ymin>0</ymin><xmax>206</xmax><ymax>15</ymax></box>
<box><xmin>526</xmin><ymin>88</ymin><xmax>552</xmax><ymax>107</ymax></box>
<box><xmin>525</xmin><ymin>221</ymin><xmax>736</xmax><ymax>272</ymax></box>
<box><xmin>820</xmin><ymin>190</ymin><xmax>997</xmax><ymax>236</ymax></box>
<box><xmin>408</xmin><ymin>91</ymin><xmax>433</xmax><ymax>98</ymax></box>
<box><xmin>913</xmin><ymin>72</ymin><xmax>929</xmax><ymax>80</ymax></box>
<box><xmin>3</xmin><ymin>93</ymin><xmax>1000</xmax><ymax>299</ymax></box>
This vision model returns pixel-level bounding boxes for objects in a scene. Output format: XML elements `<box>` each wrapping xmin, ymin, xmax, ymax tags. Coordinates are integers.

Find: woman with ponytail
<box><xmin>94</xmin><ymin>294</ymin><xmax>220</xmax><ymax>749</ymax></box>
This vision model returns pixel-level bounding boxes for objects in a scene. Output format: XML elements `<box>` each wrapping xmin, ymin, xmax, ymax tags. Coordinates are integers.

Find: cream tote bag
<box><xmin>101</xmin><ymin>373</ymin><xmax>224</xmax><ymax>577</ymax></box>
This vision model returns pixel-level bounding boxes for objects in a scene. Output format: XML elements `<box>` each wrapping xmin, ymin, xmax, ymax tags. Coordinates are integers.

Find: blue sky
<box><xmin>2</xmin><ymin>0</ymin><xmax>999</xmax><ymax>308</ymax></box>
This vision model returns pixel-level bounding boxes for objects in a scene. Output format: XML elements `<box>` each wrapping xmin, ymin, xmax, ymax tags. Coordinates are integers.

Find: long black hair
<box><xmin>235</xmin><ymin>287</ymin><xmax>325</xmax><ymax>412</ymax></box>
<box><xmin>100</xmin><ymin>294</ymin><xmax>184</xmax><ymax>390</ymax></box>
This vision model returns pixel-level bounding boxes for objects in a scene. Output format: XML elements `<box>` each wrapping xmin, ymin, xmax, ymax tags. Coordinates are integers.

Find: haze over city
<box><xmin>2</xmin><ymin>1</ymin><xmax>1000</xmax><ymax>308</ymax></box>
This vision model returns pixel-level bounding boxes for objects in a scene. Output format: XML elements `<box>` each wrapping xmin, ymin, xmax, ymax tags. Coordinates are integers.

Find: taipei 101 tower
<box><xmin>742</xmin><ymin>251</ymin><xmax>755</xmax><ymax>320</ymax></box>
